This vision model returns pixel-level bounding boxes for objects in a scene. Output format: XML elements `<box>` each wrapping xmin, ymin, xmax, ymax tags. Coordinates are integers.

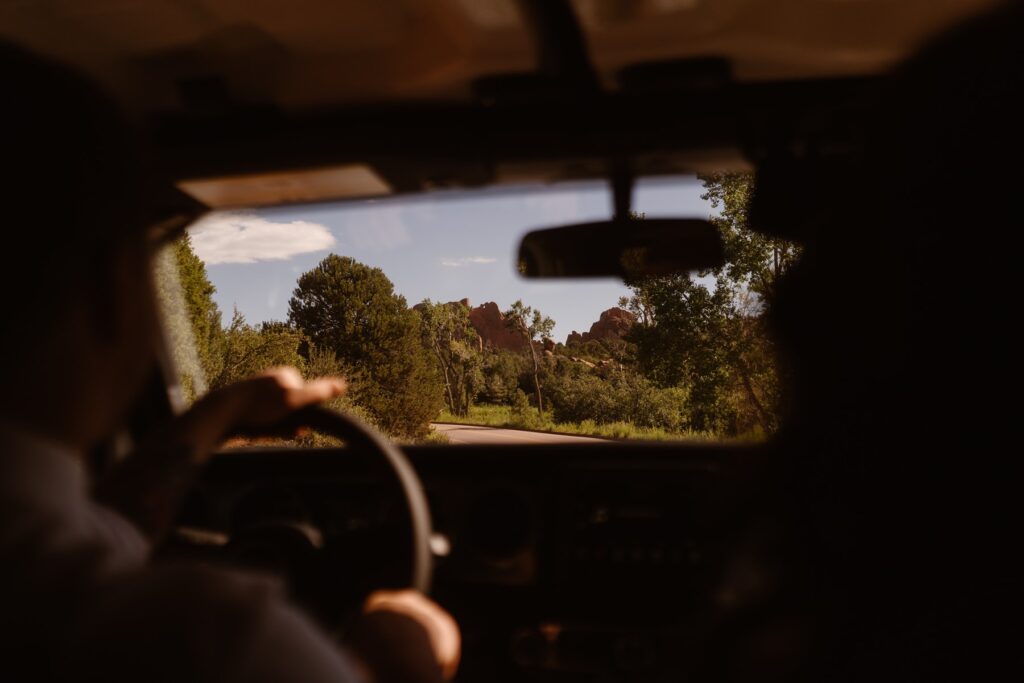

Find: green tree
<box><xmin>294</xmin><ymin>343</ymin><xmax>385</xmax><ymax>441</ymax></box>
<box><xmin>503</xmin><ymin>300</ymin><xmax>555</xmax><ymax>415</ymax></box>
<box><xmin>288</xmin><ymin>255</ymin><xmax>443</xmax><ymax>439</ymax></box>
<box><xmin>620</xmin><ymin>273</ymin><xmax>741</xmax><ymax>431</ymax></box>
<box><xmin>701</xmin><ymin>173</ymin><xmax>800</xmax><ymax>308</ymax></box>
<box><xmin>618</xmin><ymin>174</ymin><xmax>796</xmax><ymax>435</ymax></box>
<box><xmin>152</xmin><ymin>234</ymin><xmax>224</xmax><ymax>401</ymax></box>
<box><xmin>479</xmin><ymin>350</ymin><xmax>524</xmax><ymax>405</ymax></box>
<box><xmin>212</xmin><ymin>311</ymin><xmax>305</xmax><ymax>388</ymax></box>
<box><xmin>172</xmin><ymin>234</ymin><xmax>224</xmax><ymax>380</ymax></box>
<box><xmin>701</xmin><ymin>173</ymin><xmax>794</xmax><ymax>432</ymax></box>
<box><xmin>416</xmin><ymin>299</ymin><xmax>482</xmax><ymax>416</ymax></box>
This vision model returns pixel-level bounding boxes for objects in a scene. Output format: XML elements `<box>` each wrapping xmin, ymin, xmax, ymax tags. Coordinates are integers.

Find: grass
<box><xmin>436</xmin><ymin>404</ymin><xmax>720</xmax><ymax>442</ymax></box>
<box><xmin>220</xmin><ymin>406</ymin><xmax>722</xmax><ymax>450</ymax></box>
<box><xmin>416</xmin><ymin>430</ymin><xmax>450</xmax><ymax>445</ymax></box>
<box><xmin>222</xmin><ymin>426</ymin><xmax>450</xmax><ymax>449</ymax></box>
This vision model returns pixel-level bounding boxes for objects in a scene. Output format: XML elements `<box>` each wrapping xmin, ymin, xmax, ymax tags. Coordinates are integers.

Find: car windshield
<box><xmin>154</xmin><ymin>174</ymin><xmax>797</xmax><ymax>446</ymax></box>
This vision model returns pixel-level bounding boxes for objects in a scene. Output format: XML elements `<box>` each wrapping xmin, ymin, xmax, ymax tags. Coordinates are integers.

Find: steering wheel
<box><xmin>216</xmin><ymin>405</ymin><xmax>434</xmax><ymax>602</ymax></box>
<box><xmin>287</xmin><ymin>406</ymin><xmax>434</xmax><ymax>593</ymax></box>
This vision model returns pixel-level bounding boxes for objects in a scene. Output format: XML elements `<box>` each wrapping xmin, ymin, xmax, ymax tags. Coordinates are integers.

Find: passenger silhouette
<box><xmin>709</xmin><ymin>3</ymin><xmax>1023</xmax><ymax>680</ymax></box>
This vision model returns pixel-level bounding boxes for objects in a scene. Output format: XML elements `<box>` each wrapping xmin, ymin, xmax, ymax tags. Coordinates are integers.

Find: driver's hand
<box><xmin>348</xmin><ymin>590</ymin><xmax>461</xmax><ymax>683</ymax></box>
<box><xmin>206</xmin><ymin>365</ymin><xmax>347</xmax><ymax>436</ymax></box>
<box><xmin>180</xmin><ymin>366</ymin><xmax>347</xmax><ymax>460</ymax></box>
<box><xmin>94</xmin><ymin>367</ymin><xmax>345</xmax><ymax>540</ymax></box>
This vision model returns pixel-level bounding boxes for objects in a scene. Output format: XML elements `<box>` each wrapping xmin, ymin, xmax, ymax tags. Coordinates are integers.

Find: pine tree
<box><xmin>288</xmin><ymin>255</ymin><xmax>443</xmax><ymax>439</ymax></box>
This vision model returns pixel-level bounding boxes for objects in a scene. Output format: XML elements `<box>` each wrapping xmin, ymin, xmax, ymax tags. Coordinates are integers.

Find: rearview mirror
<box><xmin>517</xmin><ymin>218</ymin><xmax>724</xmax><ymax>279</ymax></box>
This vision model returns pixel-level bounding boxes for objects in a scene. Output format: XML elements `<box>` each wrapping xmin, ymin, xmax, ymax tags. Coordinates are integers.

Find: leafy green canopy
<box><xmin>703</xmin><ymin>173</ymin><xmax>800</xmax><ymax>308</ymax></box>
<box><xmin>153</xmin><ymin>234</ymin><xmax>225</xmax><ymax>400</ymax></box>
<box><xmin>503</xmin><ymin>300</ymin><xmax>555</xmax><ymax>415</ymax></box>
<box><xmin>479</xmin><ymin>350</ymin><xmax>525</xmax><ymax>405</ymax></box>
<box><xmin>416</xmin><ymin>299</ymin><xmax>482</xmax><ymax>417</ymax></box>
<box><xmin>288</xmin><ymin>255</ymin><xmax>443</xmax><ymax>439</ymax></box>
<box><xmin>618</xmin><ymin>173</ymin><xmax>798</xmax><ymax>435</ymax></box>
<box><xmin>213</xmin><ymin>311</ymin><xmax>306</xmax><ymax>389</ymax></box>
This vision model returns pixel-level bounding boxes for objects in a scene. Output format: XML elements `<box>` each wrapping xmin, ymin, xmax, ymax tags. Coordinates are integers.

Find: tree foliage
<box><xmin>617</xmin><ymin>173</ymin><xmax>796</xmax><ymax>434</ymax></box>
<box><xmin>288</xmin><ymin>255</ymin><xmax>443</xmax><ymax>439</ymax></box>
<box><xmin>546</xmin><ymin>365</ymin><xmax>689</xmax><ymax>432</ymax></box>
<box><xmin>212</xmin><ymin>311</ymin><xmax>305</xmax><ymax>388</ymax></box>
<box><xmin>702</xmin><ymin>173</ymin><xmax>801</xmax><ymax>308</ymax></box>
<box><xmin>503</xmin><ymin>300</ymin><xmax>555</xmax><ymax>414</ymax></box>
<box><xmin>416</xmin><ymin>299</ymin><xmax>482</xmax><ymax>417</ymax></box>
<box><xmin>479</xmin><ymin>351</ymin><xmax>525</xmax><ymax>405</ymax></box>
<box><xmin>172</xmin><ymin>234</ymin><xmax>225</xmax><ymax>380</ymax></box>
<box><xmin>153</xmin><ymin>234</ymin><xmax>225</xmax><ymax>401</ymax></box>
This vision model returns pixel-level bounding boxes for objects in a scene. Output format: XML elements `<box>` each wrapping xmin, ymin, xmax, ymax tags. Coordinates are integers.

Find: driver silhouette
<box><xmin>0</xmin><ymin>42</ymin><xmax>458</xmax><ymax>683</ymax></box>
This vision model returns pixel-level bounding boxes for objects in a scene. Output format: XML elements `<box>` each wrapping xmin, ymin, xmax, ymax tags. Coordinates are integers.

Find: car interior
<box><xmin>0</xmin><ymin>1</ymin><xmax>1010</xmax><ymax>681</ymax></box>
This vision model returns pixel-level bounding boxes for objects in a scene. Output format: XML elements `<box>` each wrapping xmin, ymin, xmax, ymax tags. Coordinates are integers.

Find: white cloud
<box><xmin>441</xmin><ymin>256</ymin><xmax>498</xmax><ymax>267</ymax></box>
<box><xmin>189</xmin><ymin>212</ymin><xmax>336</xmax><ymax>265</ymax></box>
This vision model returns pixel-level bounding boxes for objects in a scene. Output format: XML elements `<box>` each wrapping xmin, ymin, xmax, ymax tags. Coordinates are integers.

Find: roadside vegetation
<box><xmin>159</xmin><ymin>173</ymin><xmax>798</xmax><ymax>445</ymax></box>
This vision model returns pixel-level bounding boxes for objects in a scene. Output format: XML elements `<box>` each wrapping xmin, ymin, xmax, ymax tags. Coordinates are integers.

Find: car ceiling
<box><xmin>0</xmin><ymin>0</ymin><xmax>1001</xmax><ymax>208</ymax></box>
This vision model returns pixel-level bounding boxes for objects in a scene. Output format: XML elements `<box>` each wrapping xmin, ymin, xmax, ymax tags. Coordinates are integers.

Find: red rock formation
<box><xmin>565</xmin><ymin>307</ymin><xmax>636</xmax><ymax>345</ymax></box>
<box><xmin>468</xmin><ymin>301</ymin><xmax>528</xmax><ymax>352</ymax></box>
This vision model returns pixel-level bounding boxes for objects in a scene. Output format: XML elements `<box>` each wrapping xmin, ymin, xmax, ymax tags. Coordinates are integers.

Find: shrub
<box><xmin>547</xmin><ymin>371</ymin><xmax>620</xmax><ymax>424</ymax></box>
<box><xmin>510</xmin><ymin>390</ymin><xmax>546</xmax><ymax>430</ymax></box>
<box><xmin>547</xmin><ymin>369</ymin><xmax>689</xmax><ymax>432</ymax></box>
<box><xmin>479</xmin><ymin>350</ymin><xmax>525</xmax><ymax>405</ymax></box>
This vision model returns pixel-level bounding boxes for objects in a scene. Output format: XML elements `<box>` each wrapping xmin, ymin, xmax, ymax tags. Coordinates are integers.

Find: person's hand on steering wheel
<box><xmin>95</xmin><ymin>366</ymin><xmax>347</xmax><ymax>541</ymax></box>
<box><xmin>96</xmin><ymin>367</ymin><xmax>461</xmax><ymax>681</ymax></box>
<box><xmin>183</xmin><ymin>366</ymin><xmax>349</xmax><ymax>457</ymax></box>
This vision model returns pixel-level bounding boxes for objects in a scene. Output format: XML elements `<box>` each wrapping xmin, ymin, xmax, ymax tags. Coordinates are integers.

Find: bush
<box><xmin>304</xmin><ymin>344</ymin><xmax>347</xmax><ymax>379</ymax></box>
<box><xmin>509</xmin><ymin>390</ymin><xmax>546</xmax><ymax>430</ymax></box>
<box><xmin>479</xmin><ymin>351</ymin><xmax>524</xmax><ymax>405</ymax></box>
<box><xmin>547</xmin><ymin>368</ymin><xmax>689</xmax><ymax>432</ymax></box>
<box><xmin>213</xmin><ymin>313</ymin><xmax>305</xmax><ymax>389</ymax></box>
<box><xmin>294</xmin><ymin>394</ymin><xmax>385</xmax><ymax>448</ymax></box>
<box><xmin>619</xmin><ymin>377</ymin><xmax>689</xmax><ymax>431</ymax></box>
<box><xmin>547</xmin><ymin>371</ymin><xmax>620</xmax><ymax>424</ymax></box>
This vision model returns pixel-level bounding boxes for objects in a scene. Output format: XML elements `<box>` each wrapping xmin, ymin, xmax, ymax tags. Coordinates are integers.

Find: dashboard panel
<box><xmin>172</xmin><ymin>442</ymin><xmax>756</xmax><ymax>681</ymax></box>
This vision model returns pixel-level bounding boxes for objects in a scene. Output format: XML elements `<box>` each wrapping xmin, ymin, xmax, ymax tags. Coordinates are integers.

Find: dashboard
<box><xmin>171</xmin><ymin>442</ymin><xmax>756</xmax><ymax>682</ymax></box>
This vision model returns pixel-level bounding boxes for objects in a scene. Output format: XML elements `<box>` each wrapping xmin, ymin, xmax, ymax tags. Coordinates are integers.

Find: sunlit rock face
<box><xmin>468</xmin><ymin>301</ymin><xmax>528</xmax><ymax>352</ymax></box>
<box><xmin>565</xmin><ymin>307</ymin><xmax>635</xmax><ymax>345</ymax></box>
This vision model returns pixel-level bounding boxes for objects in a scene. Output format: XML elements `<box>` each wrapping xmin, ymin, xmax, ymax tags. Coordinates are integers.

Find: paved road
<box><xmin>431</xmin><ymin>423</ymin><xmax>611</xmax><ymax>445</ymax></box>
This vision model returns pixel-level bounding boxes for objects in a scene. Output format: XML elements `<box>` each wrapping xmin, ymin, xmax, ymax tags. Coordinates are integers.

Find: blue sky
<box><xmin>189</xmin><ymin>176</ymin><xmax>711</xmax><ymax>343</ymax></box>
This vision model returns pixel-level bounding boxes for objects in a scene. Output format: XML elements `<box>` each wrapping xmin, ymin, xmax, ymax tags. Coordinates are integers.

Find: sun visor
<box><xmin>177</xmin><ymin>164</ymin><xmax>392</xmax><ymax>209</ymax></box>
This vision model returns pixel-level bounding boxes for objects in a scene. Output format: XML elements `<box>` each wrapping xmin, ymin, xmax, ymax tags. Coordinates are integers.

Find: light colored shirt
<box><xmin>0</xmin><ymin>422</ymin><xmax>362</xmax><ymax>682</ymax></box>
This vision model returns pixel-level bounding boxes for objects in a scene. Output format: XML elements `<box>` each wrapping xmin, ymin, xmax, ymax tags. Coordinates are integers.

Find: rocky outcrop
<box><xmin>565</xmin><ymin>307</ymin><xmax>636</xmax><ymax>345</ymax></box>
<box><xmin>468</xmin><ymin>301</ymin><xmax>528</xmax><ymax>352</ymax></box>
